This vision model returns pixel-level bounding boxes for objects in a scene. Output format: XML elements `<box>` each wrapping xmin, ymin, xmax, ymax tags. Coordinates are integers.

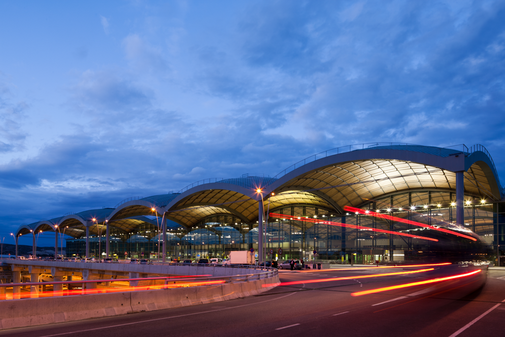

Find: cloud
<box><xmin>100</xmin><ymin>15</ymin><xmax>110</xmax><ymax>35</ymax></box>
<box><xmin>122</xmin><ymin>34</ymin><xmax>169</xmax><ymax>74</ymax></box>
<box><xmin>0</xmin><ymin>78</ymin><xmax>28</xmax><ymax>153</ymax></box>
<box><xmin>72</xmin><ymin>70</ymin><xmax>153</xmax><ymax>116</ymax></box>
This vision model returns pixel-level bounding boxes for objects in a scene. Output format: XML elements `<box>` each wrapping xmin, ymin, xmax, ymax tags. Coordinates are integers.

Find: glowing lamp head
<box><xmin>410</xmin><ymin>206</ymin><xmax>416</xmax><ymax>210</ymax></box>
<box><xmin>423</xmin><ymin>205</ymin><xmax>428</xmax><ymax>209</ymax></box>
<box><xmin>256</xmin><ymin>188</ymin><xmax>263</xmax><ymax>194</ymax></box>
<box><xmin>387</xmin><ymin>208</ymin><xmax>392</xmax><ymax>212</ymax></box>
<box><xmin>451</xmin><ymin>202</ymin><xmax>456</xmax><ymax>207</ymax></box>
<box><xmin>151</xmin><ymin>207</ymin><xmax>155</xmax><ymax>212</ymax></box>
<box><xmin>437</xmin><ymin>204</ymin><xmax>441</xmax><ymax>208</ymax></box>
<box><xmin>481</xmin><ymin>199</ymin><xmax>486</xmax><ymax>204</ymax></box>
<box><xmin>398</xmin><ymin>208</ymin><xmax>403</xmax><ymax>211</ymax></box>
<box><xmin>466</xmin><ymin>200</ymin><xmax>471</xmax><ymax>205</ymax></box>
<box><xmin>92</xmin><ymin>218</ymin><xmax>96</xmax><ymax>222</ymax></box>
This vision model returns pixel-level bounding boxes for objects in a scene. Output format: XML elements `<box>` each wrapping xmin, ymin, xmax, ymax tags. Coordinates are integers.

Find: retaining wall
<box><xmin>0</xmin><ymin>274</ymin><xmax>279</xmax><ymax>330</ymax></box>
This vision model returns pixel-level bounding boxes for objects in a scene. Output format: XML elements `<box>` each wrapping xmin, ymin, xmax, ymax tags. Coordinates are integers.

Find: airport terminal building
<box><xmin>14</xmin><ymin>143</ymin><xmax>505</xmax><ymax>264</ymax></box>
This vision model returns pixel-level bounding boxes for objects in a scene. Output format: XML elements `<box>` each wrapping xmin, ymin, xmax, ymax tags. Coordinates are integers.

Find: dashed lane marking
<box><xmin>275</xmin><ymin>323</ymin><xmax>300</xmax><ymax>330</ymax></box>
<box><xmin>332</xmin><ymin>311</ymin><xmax>349</xmax><ymax>316</ymax></box>
<box><xmin>372</xmin><ymin>296</ymin><xmax>408</xmax><ymax>306</ymax></box>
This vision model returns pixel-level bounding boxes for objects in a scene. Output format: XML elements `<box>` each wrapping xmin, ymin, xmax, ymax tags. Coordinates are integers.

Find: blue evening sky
<box><xmin>1</xmin><ymin>0</ymin><xmax>505</xmax><ymax>246</ymax></box>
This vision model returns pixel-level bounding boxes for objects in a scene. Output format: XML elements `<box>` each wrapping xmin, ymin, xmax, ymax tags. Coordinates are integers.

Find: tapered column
<box><xmin>162</xmin><ymin>216</ymin><xmax>167</xmax><ymax>263</ymax></box>
<box><xmin>106</xmin><ymin>221</ymin><xmax>110</xmax><ymax>257</ymax></box>
<box><xmin>15</xmin><ymin>236</ymin><xmax>18</xmax><ymax>258</ymax></box>
<box><xmin>85</xmin><ymin>226</ymin><xmax>90</xmax><ymax>258</ymax></box>
<box><xmin>258</xmin><ymin>199</ymin><xmax>264</xmax><ymax>264</ymax></box>
<box><xmin>32</xmin><ymin>233</ymin><xmax>36</xmax><ymax>258</ymax></box>
<box><xmin>54</xmin><ymin>229</ymin><xmax>58</xmax><ymax>259</ymax></box>
<box><xmin>12</xmin><ymin>269</ymin><xmax>21</xmax><ymax>299</ymax></box>
<box><xmin>456</xmin><ymin>171</ymin><xmax>464</xmax><ymax>226</ymax></box>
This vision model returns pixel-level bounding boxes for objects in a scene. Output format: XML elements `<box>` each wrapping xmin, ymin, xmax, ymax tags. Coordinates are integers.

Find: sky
<box><xmin>1</xmin><ymin>0</ymin><xmax>505</xmax><ymax>247</ymax></box>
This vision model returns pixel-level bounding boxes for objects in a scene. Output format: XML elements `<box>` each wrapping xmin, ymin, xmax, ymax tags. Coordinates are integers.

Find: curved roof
<box><xmin>14</xmin><ymin>143</ymin><xmax>502</xmax><ymax>238</ymax></box>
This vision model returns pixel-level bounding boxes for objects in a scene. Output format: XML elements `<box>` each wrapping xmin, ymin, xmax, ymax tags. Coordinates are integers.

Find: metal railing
<box><xmin>0</xmin><ymin>267</ymin><xmax>278</xmax><ymax>300</ymax></box>
<box><xmin>273</xmin><ymin>142</ymin><xmax>408</xmax><ymax>179</ymax></box>
<box><xmin>468</xmin><ymin>144</ymin><xmax>498</xmax><ymax>180</ymax></box>
<box><xmin>114</xmin><ymin>196</ymin><xmax>144</xmax><ymax>208</ymax></box>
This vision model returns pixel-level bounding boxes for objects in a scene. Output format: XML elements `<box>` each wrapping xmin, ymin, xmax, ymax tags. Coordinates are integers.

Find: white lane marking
<box><xmin>496</xmin><ymin>276</ymin><xmax>505</xmax><ymax>280</ymax></box>
<box><xmin>407</xmin><ymin>287</ymin><xmax>433</xmax><ymax>297</ymax></box>
<box><xmin>372</xmin><ymin>296</ymin><xmax>408</xmax><ymax>306</ymax></box>
<box><xmin>275</xmin><ymin>323</ymin><xmax>300</xmax><ymax>330</ymax></box>
<box><xmin>332</xmin><ymin>311</ymin><xmax>349</xmax><ymax>316</ymax></box>
<box><xmin>448</xmin><ymin>299</ymin><xmax>505</xmax><ymax>337</ymax></box>
<box><xmin>40</xmin><ymin>292</ymin><xmax>298</xmax><ymax>337</ymax></box>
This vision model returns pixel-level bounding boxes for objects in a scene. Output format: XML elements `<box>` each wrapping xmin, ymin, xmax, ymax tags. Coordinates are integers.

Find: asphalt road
<box><xmin>1</xmin><ymin>266</ymin><xmax>504</xmax><ymax>337</ymax></box>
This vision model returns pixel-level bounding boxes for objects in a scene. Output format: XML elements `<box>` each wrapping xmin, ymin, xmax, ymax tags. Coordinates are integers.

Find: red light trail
<box><xmin>269</xmin><ymin>213</ymin><xmax>438</xmax><ymax>242</ymax></box>
<box><xmin>343</xmin><ymin>206</ymin><xmax>477</xmax><ymax>241</ymax></box>
<box><xmin>299</xmin><ymin>262</ymin><xmax>452</xmax><ymax>273</ymax></box>
<box><xmin>0</xmin><ymin>277</ymin><xmax>224</xmax><ymax>300</ymax></box>
<box><xmin>351</xmin><ymin>269</ymin><xmax>481</xmax><ymax>296</ymax></box>
<box><xmin>263</xmin><ymin>268</ymin><xmax>434</xmax><ymax>288</ymax></box>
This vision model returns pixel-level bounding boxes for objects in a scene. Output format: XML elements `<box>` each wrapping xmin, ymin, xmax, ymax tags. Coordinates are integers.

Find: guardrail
<box><xmin>0</xmin><ymin>268</ymin><xmax>278</xmax><ymax>300</ymax></box>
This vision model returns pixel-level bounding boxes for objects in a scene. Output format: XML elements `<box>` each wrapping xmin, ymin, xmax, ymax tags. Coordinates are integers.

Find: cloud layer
<box><xmin>1</xmin><ymin>0</ymin><xmax>505</xmax><ymax>245</ymax></box>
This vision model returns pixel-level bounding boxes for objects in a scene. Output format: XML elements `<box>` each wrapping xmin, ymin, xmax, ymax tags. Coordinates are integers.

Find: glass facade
<box><xmin>66</xmin><ymin>191</ymin><xmax>501</xmax><ymax>264</ymax></box>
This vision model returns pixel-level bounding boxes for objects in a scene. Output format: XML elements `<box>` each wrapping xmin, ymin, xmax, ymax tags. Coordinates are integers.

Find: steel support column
<box><xmin>32</xmin><ymin>233</ymin><xmax>36</xmax><ymax>258</ymax></box>
<box><xmin>106</xmin><ymin>221</ymin><xmax>110</xmax><ymax>257</ymax></box>
<box><xmin>456</xmin><ymin>171</ymin><xmax>464</xmax><ymax>226</ymax></box>
<box><xmin>258</xmin><ymin>199</ymin><xmax>264</xmax><ymax>264</ymax></box>
<box><xmin>85</xmin><ymin>226</ymin><xmax>90</xmax><ymax>258</ymax></box>
<box><xmin>162</xmin><ymin>216</ymin><xmax>167</xmax><ymax>263</ymax></box>
<box><xmin>54</xmin><ymin>229</ymin><xmax>58</xmax><ymax>259</ymax></box>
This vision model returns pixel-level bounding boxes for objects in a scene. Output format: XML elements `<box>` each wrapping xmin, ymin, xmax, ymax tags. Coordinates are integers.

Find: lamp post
<box><xmin>10</xmin><ymin>233</ymin><xmax>16</xmax><ymax>257</ymax></box>
<box><xmin>92</xmin><ymin>218</ymin><xmax>101</xmax><ymax>261</ymax></box>
<box><xmin>255</xmin><ymin>188</ymin><xmax>265</xmax><ymax>264</ymax></box>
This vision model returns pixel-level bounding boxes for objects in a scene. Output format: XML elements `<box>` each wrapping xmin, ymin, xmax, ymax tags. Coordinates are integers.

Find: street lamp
<box><xmin>92</xmin><ymin>218</ymin><xmax>102</xmax><ymax>261</ymax></box>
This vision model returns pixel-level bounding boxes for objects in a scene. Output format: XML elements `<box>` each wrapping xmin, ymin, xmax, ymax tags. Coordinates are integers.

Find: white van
<box><xmin>210</xmin><ymin>258</ymin><xmax>222</xmax><ymax>265</ymax></box>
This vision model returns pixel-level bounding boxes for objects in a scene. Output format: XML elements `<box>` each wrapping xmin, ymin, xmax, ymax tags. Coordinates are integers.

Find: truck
<box><xmin>228</xmin><ymin>251</ymin><xmax>255</xmax><ymax>264</ymax></box>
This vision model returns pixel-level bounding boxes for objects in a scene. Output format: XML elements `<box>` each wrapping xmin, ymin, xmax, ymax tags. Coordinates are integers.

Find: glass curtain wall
<box><xmin>65</xmin><ymin>191</ymin><xmax>500</xmax><ymax>263</ymax></box>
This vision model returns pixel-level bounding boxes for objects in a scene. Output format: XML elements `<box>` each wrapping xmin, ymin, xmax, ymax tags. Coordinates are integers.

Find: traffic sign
<box><xmin>278</xmin><ymin>248</ymin><xmax>283</xmax><ymax>255</ymax></box>
<box><xmin>269</xmin><ymin>249</ymin><xmax>273</xmax><ymax>255</ymax></box>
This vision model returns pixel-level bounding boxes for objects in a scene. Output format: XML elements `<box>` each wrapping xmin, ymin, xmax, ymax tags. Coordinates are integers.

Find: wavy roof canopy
<box><xmin>15</xmin><ymin>144</ymin><xmax>502</xmax><ymax>239</ymax></box>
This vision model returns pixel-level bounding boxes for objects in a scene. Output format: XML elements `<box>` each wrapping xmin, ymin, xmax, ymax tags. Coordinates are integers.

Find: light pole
<box><xmin>255</xmin><ymin>188</ymin><xmax>265</xmax><ymax>264</ymax></box>
<box><xmin>10</xmin><ymin>233</ymin><xmax>15</xmax><ymax>257</ymax></box>
<box><xmin>92</xmin><ymin>218</ymin><xmax>102</xmax><ymax>261</ymax></box>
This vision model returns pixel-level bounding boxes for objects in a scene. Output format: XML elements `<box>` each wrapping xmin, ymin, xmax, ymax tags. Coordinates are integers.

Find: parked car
<box><xmin>182</xmin><ymin>260</ymin><xmax>193</xmax><ymax>265</ymax></box>
<box><xmin>130</xmin><ymin>259</ymin><xmax>138</xmax><ymax>264</ymax></box>
<box><xmin>140</xmin><ymin>259</ymin><xmax>152</xmax><ymax>265</ymax></box>
<box><xmin>259</xmin><ymin>261</ymin><xmax>272</xmax><ymax>267</ymax></box>
<box><xmin>210</xmin><ymin>258</ymin><xmax>222</xmax><ymax>265</ymax></box>
<box><xmin>278</xmin><ymin>260</ymin><xmax>302</xmax><ymax>270</ymax></box>
<box><xmin>198</xmin><ymin>258</ymin><xmax>209</xmax><ymax>264</ymax></box>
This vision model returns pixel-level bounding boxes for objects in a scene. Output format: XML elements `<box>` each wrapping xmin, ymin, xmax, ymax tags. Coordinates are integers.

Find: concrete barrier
<box><xmin>0</xmin><ymin>274</ymin><xmax>279</xmax><ymax>330</ymax></box>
